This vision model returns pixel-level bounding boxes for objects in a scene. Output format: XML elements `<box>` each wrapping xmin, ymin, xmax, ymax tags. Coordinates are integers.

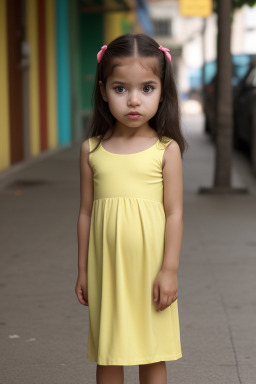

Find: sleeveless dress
<box><xmin>87</xmin><ymin>135</ymin><xmax>182</xmax><ymax>366</ymax></box>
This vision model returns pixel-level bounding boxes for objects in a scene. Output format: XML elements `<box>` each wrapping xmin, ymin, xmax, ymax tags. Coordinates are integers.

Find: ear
<box><xmin>99</xmin><ymin>81</ymin><xmax>108</xmax><ymax>102</ymax></box>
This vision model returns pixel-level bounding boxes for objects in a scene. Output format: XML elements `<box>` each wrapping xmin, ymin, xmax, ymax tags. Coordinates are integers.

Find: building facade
<box><xmin>0</xmin><ymin>0</ymin><xmax>141</xmax><ymax>172</ymax></box>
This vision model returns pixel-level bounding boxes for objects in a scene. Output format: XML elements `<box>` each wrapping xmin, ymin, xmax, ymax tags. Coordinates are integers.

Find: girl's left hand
<box><xmin>153</xmin><ymin>268</ymin><xmax>178</xmax><ymax>311</ymax></box>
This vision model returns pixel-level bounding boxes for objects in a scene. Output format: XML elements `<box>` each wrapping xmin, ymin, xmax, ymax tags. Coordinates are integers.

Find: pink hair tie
<box><xmin>97</xmin><ymin>45</ymin><xmax>107</xmax><ymax>63</ymax></box>
<box><xmin>158</xmin><ymin>46</ymin><xmax>172</xmax><ymax>63</ymax></box>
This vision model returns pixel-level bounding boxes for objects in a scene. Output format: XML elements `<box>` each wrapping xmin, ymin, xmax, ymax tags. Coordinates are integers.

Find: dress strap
<box><xmin>89</xmin><ymin>136</ymin><xmax>101</xmax><ymax>152</ymax></box>
<box><xmin>155</xmin><ymin>136</ymin><xmax>173</xmax><ymax>151</ymax></box>
<box><xmin>154</xmin><ymin>137</ymin><xmax>174</xmax><ymax>166</ymax></box>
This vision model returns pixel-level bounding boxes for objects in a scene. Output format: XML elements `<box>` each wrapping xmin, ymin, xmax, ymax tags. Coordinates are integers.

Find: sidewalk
<box><xmin>0</xmin><ymin>114</ymin><xmax>255</xmax><ymax>384</ymax></box>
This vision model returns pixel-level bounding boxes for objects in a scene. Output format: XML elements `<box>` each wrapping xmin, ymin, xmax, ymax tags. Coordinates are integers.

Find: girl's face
<box><xmin>99</xmin><ymin>56</ymin><xmax>162</xmax><ymax>132</ymax></box>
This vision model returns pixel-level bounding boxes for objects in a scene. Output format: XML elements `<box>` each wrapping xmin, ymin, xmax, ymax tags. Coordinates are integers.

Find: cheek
<box><xmin>108</xmin><ymin>94</ymin><xmax>125</xmax><ymax>111</ymax></box>
<box><xmin>107</xmin><ymin>96</ymin><xmax>124</xmax><ymax>117</ymax></box>
<box><xmin>148</xmin><ymin>93</ymin><xmax>161</xmax><ymax>108</ymax></box>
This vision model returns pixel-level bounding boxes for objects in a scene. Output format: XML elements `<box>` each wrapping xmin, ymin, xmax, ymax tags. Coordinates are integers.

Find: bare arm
<box><xmin>153</xmin><ymin>140</ymin><xmax>183</xmax><ymax>311</ymax></box>
<box><xmin>162</xmin><ymin>140</ymin><xmax>183</xmax><ymax>272</ymax></box>
<box><xmin>75</xmin><ymin>139</ymin><xmax>94</xmax><ymax>305</ymax></box>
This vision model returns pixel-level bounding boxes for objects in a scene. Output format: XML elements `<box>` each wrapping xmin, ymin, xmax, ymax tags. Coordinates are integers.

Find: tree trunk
<box><xmin>214</xmin><ymin>0</ymin><xmax>233</xmax><ymax>188</ymax></box>
<box><xmin>199</xmin><ymin>0</ymin><xmax>248</xmax><ymax>194</ymax></box>
<box><xmin>201</xmin><ymin>18</ymin><xmax>206</xmax><ymax>112</ymax></box>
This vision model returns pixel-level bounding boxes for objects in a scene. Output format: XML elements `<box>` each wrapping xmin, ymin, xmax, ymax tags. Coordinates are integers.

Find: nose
<box><xmin>128</xmin><ymin>90</ymin><xmax>141</xmax><ymax>107</ymax></box>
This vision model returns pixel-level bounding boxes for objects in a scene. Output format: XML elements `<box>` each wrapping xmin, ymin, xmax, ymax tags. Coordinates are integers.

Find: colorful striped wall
<box><xmin>26</xmin><ymin>0</ymin><xmax>59</xmax><ymax>156</ymax></box>
<box><xmin>0</xmin><ymin>0</ymin><xmax>136</xmax><ymax>173</ymax></box>
<box><xmin>0</xmin><ymin>0</ymin><xmax>62</xmax><ymax>172</ymax></box>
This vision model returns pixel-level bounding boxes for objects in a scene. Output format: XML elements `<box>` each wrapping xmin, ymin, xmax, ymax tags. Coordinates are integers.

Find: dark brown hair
<box><xmin>87</xmin><ymin>33</ymin><xmax>188</xmax><ymax>157</ymax></box>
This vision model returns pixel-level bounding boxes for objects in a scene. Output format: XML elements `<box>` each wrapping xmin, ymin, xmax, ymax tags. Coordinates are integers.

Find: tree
<box><xmin>200</xmin><ymin>0</ymin><xmax>256</xmax><ymax>194</ymax></box>
<box><xmin>232</xmin><ymin>0</ymin><xmax>256</xmax><ymax>8</ymax></box>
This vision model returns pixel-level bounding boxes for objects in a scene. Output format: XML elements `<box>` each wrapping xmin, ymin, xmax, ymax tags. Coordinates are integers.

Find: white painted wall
<box><xmin>148</xmin><ymin>1</ymin><xmax>256</xmax><ymax>92</ymax></box>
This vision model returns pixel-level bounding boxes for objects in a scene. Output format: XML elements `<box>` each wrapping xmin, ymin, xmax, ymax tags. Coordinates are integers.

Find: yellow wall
<box><xmin>104</xmin><ymin>11</ymin><xmax>136</xmax><ymax>44</ymax></box>
<box><xmin>0</xmin><ymin>0</ymin><xmax>10</xmax><ymax>172</ymax></box>
<box><xmin>104</xmin><ymin>13</ymin><xmax>124</xmax><ymax>44</ymax></box>
<box><xmin>46</xmin><ymin>0</ymin><xmax>57</xmax><ymax>149</ymax></box>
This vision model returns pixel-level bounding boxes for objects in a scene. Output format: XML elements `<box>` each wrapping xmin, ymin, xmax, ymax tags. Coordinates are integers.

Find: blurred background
<box><xmin>1</xmin><ymin>0</ymin><xmax>256</xmax><ymax>172</ymax></box>
<box><xmin>1</xmin><ymin>1</ymin><xmax>256</xmax><ymax>383</ymax></box>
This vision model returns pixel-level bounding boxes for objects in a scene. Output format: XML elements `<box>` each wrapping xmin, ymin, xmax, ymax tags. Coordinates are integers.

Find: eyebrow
<box><xmin>111</xmin><ymin>80</ymin><xmax>159</xmax><ymax>85</ymax></box>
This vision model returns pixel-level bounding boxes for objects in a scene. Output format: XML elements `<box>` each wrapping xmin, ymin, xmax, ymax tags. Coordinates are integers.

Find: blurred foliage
<box><xmin>213</xmin><ymin>0</ymin><xmax>256</xmax><ymax>12</ymax></box>
<box><xmin>232</xmin><ymin>0</ymin><xmax>256</xmax><ymax>8</ymax></box>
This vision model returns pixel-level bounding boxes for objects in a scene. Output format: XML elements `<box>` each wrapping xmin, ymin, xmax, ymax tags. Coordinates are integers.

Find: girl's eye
<box><xmin>114</xmin><ymin>86</ymin><xmax>126</xmax><ymax>93</ymax></box>
<box><xmin>143</xmin><ymin>85</ymin><xmax>154</xmax><ymax>93</ymax></box>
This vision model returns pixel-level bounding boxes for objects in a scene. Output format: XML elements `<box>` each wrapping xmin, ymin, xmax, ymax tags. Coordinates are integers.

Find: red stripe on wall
<box><xmin>38</xmin><ymin>0</ymin><xmax>48</xmax><ymax>151</ymax></box>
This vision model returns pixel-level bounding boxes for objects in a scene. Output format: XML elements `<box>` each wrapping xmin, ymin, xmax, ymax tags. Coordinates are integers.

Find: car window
<box><xmin>245</xmin><ymin>67</ymin><xmax>256</xmax><ymax>87</ymax></box>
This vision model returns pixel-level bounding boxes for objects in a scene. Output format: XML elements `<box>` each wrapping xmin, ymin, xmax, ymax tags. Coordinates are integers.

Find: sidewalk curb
<box><xmin>0</xmin><ymin>143</ymin><xmax>74</xmax><ymax>191</ymax></box>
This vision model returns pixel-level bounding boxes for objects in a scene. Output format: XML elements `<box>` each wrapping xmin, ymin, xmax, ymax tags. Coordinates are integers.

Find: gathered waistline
<box><xmin>93</xmin><ymin>196</ymin><xmax>163</xmax><ymax>205</ymax></box>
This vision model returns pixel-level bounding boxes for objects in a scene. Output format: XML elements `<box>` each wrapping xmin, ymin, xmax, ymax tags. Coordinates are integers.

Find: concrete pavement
<box><xmin>0</xmin><ymin>113</ymin><xmax>256</xmax><ymax>383</ymax></box>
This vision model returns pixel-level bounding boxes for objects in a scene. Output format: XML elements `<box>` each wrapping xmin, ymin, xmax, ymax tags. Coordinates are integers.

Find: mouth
<box><xmin>126</xmin><ymin>112</ymin><xmax>141</xmax><ymax>120</ymax></box>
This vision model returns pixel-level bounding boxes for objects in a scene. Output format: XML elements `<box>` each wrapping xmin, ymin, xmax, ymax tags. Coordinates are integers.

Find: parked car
<box><xmin>233</xmin><ymin>62</ymin><xmax>256</xmax><ymax>155</ymax></box>
<box><xmin>203</xmin><ymin>54</ymin><xmax>256</xmax><ymax>139</ymax></box>
<box><xmin>203</xmin><ymin>74</ymin><xmax>240</xmax><ymax>138</ymax></box>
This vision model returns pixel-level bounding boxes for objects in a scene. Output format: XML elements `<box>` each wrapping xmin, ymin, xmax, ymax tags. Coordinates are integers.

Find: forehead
<box><xmin>107</xmin><ymin>56</ymin><xmax>161</xmax><ymax>82</ymax></box>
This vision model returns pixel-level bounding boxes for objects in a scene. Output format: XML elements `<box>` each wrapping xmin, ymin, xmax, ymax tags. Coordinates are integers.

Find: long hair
<box><xmin>87</xmin><ymin>33</ymin><xmax>188</xmax><ymax>157</ymax></box>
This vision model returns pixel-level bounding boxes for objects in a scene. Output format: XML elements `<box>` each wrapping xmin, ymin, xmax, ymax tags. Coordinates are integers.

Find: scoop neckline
<box><xmin>100</xmin><ymin>138</ymin><xmax>159</xmax><ymax>156</ymax></box>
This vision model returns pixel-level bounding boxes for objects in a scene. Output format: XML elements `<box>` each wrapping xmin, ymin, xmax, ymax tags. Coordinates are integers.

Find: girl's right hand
<box><xmin>75</xmin><ymin>272</ymin><xmax>88</xmax><ymax>306</ymax></box>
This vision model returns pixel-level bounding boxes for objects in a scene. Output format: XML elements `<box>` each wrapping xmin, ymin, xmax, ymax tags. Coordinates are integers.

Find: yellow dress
<box><xmin>87</xmin><ymin>135</ymin><xmax>182</xmax><ymax>366</ymax></box>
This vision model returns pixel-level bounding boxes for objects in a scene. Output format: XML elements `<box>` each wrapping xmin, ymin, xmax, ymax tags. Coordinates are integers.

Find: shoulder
<box><xmin>162</xmin><ymin>139</ymin><xmax>181</xmax><ymax>168</ymax></box>
<box><xmin>80</xmin><ymin>138</ymin><xmax>90</xmax><ymax>156</ymax></box>
<box><xmin>80</xmin><ymin>136</ymin><xmax>101</xmax><ymax>153</ymax></box>
<box><xmin>79</xmin><ymin>140</ymin><xmax>90</xmax><ymax>169</ymax></box>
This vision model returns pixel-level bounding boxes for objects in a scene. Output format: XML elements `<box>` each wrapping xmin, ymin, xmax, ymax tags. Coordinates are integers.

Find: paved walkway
<box><xmin>0</xmin><ymin>113</ymin><xmax>255</xmax><ymax>383</ymax></box>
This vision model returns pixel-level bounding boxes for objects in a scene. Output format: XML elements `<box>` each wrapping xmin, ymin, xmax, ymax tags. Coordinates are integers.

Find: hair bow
<box><xmin>97</xmin><ymin>45</ymin><xmax>107</xmax><ymax>63</ymax></box>
<box><xmin>158</xmin><ymin>46</ymin><xmax>172</xmax><ymax>63</ymax></box>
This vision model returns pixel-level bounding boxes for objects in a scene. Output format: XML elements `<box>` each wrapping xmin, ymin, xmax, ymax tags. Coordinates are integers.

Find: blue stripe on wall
<box><xmin>56</xmin><ymin>0</ymin><xmax>71</xmax><ymax>145</ymax></box>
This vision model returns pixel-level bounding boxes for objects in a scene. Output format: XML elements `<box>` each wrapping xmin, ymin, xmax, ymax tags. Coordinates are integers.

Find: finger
<box><xmin>83</xmin><ymin>295</ymin><xmax>89</xmax><ymax>306</ymax></box>
<box><xmin>78</xmin><ymin>294</ymin><xmax>86</xmax><ymax>305</ymax></box>
<box><xmin>160</xmin><ymin>296</ymin><xmax>170</xmax><ymax>311</ymax></box>
<box><xmin>83</xmin><ymin>287</ymin><xmax>89</xmax><ymax>305</ymax></box>
<box><xmin>82</xmin><ymin>289</ymin><xmax>89</xmax><ymax>305</ymax></box>
<box><xmin>78</xmin><ymin>292</ymin><xmax>87</xmax><ymax>305</ymax></box>
<box><xmin>169</xmin><ymin>296</ymin><xmax>177</xmax><ymax>306</ymax></box>
<box><xmin>161</xmin><ymin>293</ymin><xmax>174</xmax><ymax>311</ymax></box>
<box><xmin>77</xmin><ymin>288</ymin><xmax>87</xmax><ymax>305</ymax></box>
<box><xmin>82</xmin><ymin>287</ymin><xmax>88</xmax><ymax>301</ymax></box>
<box><xmin>166</xmin><ymin>296</ymin><xmax>173</xmax><ymax>308</ymax></box>
<box><xmin>157</xmin><ymin>291</ymin><xmax>167</xmax><ymax>311</ymax></box>
<box><xmin>165</xmin><ymin>296</ymin><xmax>171</xmax><ymax>309</ymax></box>
<box><xmin>153</xmin><ymin>284</ymin><xmax>159</xmax><ymax>303</ymax></box>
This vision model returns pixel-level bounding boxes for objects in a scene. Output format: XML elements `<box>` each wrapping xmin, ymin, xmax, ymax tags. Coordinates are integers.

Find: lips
<box><xmin>126</xmin><ymin>112</ymin><xmax>141</xmax><ymax>120</ymax></box>
<box><xmin>127</xmin><ymin>111</ymin><xmax>141</xmax><ymax>116</ymax></box>
<box><xmin>126</xmin><ymin>111</ymin><xmax>141</xmax><ymax>120</ymax></box>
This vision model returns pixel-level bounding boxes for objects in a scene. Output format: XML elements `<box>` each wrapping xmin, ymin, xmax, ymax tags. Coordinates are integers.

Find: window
<box><xmin>153</xmin><ymin>19</ymin><xmax>172</xmax><ymax>37</ymax></box>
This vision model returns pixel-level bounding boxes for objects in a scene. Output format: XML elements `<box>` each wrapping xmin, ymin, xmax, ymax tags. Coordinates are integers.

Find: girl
<box><xmin>75</xmin><ymin>33</ymin><xmax>188</xmax><ymax>384</ymax></box>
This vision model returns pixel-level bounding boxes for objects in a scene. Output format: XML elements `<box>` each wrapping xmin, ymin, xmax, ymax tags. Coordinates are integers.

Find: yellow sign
<box><xmin>179</xmin><ymin>0</ymin><xmax>213</xmax><ymax>17</ymax></box>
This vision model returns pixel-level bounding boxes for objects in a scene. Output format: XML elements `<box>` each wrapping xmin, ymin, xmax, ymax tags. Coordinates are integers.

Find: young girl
<box><xmin>75</xmin><ymin>33</ymin><xmax>188</xmax><ymax>384</ymax></box>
